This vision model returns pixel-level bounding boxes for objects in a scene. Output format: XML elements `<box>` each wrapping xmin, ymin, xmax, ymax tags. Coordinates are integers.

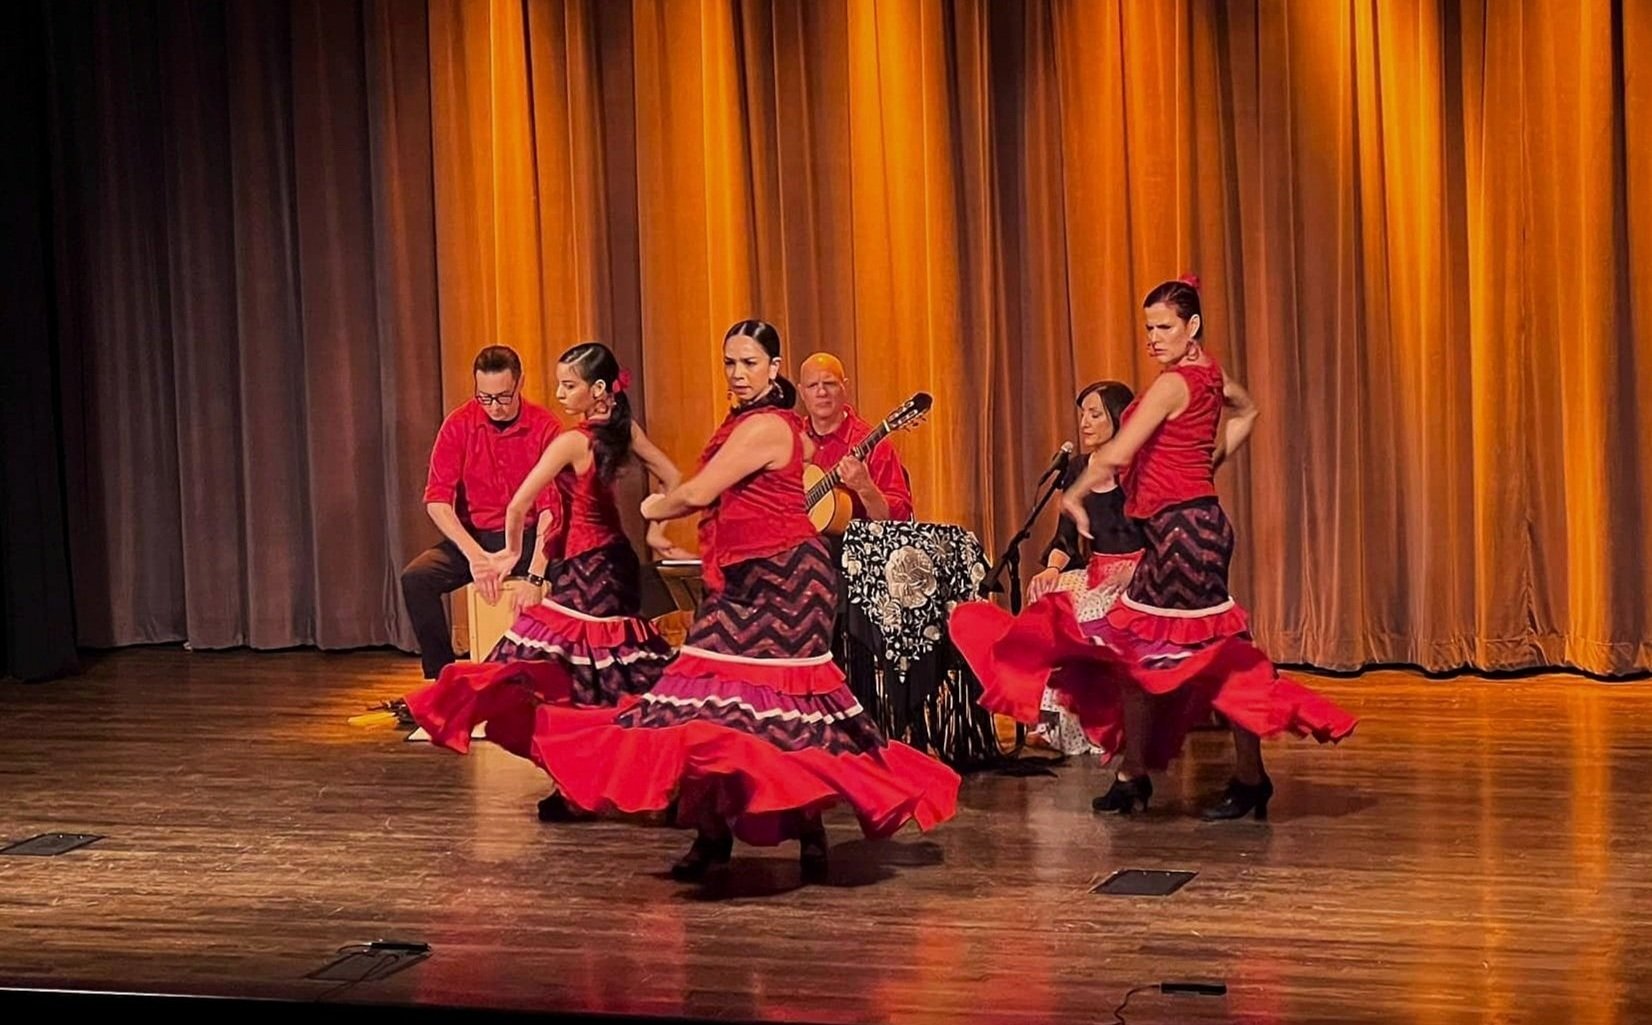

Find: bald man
<box><xmin>799</xmin><ymin>353</ymin><xmax>915</xmax><ymax>522</ymax></box>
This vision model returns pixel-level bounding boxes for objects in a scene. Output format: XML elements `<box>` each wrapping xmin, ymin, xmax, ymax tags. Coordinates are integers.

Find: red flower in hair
<box><xmin>613</xmin><ymin>369</ymin><xmax>632</xmax><ymax>395</ymax></box>
<box><xmin>1178</xmin><ymin>272</ymin><xmax>1201</xmax><ymax>289</ymax></box>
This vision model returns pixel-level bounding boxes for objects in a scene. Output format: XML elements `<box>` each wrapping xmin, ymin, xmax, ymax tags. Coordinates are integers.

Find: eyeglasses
<box><xmin>475</xmin><ymin>391</ymin><xmax>518</xmax><ymax>407</ymax></box>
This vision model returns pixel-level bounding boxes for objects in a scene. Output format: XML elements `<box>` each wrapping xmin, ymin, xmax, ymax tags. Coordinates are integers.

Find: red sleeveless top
<box><xmin>696</xmin><ymin>407</ymin><xmax>818</xmax><ymax>591</ymax></box>
<box><xmin>558</xmin><ymin>423</ymin><xmax>627</xmax><ymax>559</ymax></box>
<box><xmin>1122</xmin><ymin>360</ymin><xmax>1223</xmax><ymax>520</ymax></box>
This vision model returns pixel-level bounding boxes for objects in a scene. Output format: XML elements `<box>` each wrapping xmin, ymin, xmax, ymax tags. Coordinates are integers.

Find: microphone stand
<box><xmin>979</xmin><ymin>469</ymin><xmax>1063</xmax><ymax>615</ymax></box>
<box><xmin>978</xmin><ymin>461</ymin><xmax>1067</xmax><ymax>773</ymax></box>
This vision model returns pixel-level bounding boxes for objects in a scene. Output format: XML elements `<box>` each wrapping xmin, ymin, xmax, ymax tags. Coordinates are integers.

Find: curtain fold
<box><xmin>45</xmin><ymin>0</ymin><xmax>440</xmax><ymax>652</ymax></box>
<box><xmin>421</xmin><ymin>0</ymin><xmax>1651</xmax><ymax>676</ymax></box>
<box><xmin>1</xmin><ymin>0</ymin><xmax>78</xmax><ymax>682</ymax></box>
<box><xmin>38</xmin><ymin>0</ymin><xmax>1652</xmax><ymax>676</ymax></box>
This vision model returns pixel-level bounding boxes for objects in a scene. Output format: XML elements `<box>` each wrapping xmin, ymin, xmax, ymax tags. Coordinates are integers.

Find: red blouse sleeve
<box><xmin>421</xmin><ymin>412</ymin><xmax>465</xmax><ymax>505</ymax></box>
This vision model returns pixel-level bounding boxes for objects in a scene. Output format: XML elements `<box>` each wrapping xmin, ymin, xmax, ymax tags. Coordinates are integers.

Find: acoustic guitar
<box><xmin>802</xmin><ymin>392</ymin><xmax>932</xmax><ymax>535</ymax></box>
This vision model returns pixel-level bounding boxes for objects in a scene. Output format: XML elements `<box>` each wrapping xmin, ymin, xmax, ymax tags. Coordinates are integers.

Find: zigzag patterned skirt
<box><xmin>961</xmin><ymin>498</ymin><xmax>1356</xmax><ymax>771</ymax></box>
<box><xmin>404</xmin><ymin>541</ymin><xmax>673</xmax><ymax>754</ymax></box>
<box><xmin>525</xmin><ymin>538</ymin><xmax>960</xmax><ymax>846</ymax></box>
<box><xmin>491</xmin><ymin>542</ymin><xmax>672</xmax><ymax>705</ymax></box>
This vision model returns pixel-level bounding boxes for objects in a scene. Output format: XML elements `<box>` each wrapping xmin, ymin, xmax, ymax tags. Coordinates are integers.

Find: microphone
<box><xmin>1036</xmin><ymin>441</ymin><xmax>1075</xmax><ymax>486</ymax></box>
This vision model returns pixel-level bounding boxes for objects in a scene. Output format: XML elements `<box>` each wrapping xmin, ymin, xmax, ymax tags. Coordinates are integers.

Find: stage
<box><xmin>2</xmin><ymin>649</ymin><xmax>1649</xmax><ymax>1024</ymax></box>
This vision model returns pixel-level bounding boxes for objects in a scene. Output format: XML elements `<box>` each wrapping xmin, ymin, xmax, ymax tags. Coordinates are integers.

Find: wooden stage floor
<box><xmin>2</xmin><ymin>649</ymin><xmax>1650</xmax><ymax>1024</ymax></box>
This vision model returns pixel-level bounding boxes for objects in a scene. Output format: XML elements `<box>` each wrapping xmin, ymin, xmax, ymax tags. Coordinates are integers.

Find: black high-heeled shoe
<box><xmin>669</xmin><ymin>833</ymin><xmax>733</xmax><ymax>881</ymax></box>
<box><xmin>1091</xmin><ymin>774</ymin><xmax>1153</xmax><ymax>814</ymax></box>
<box><xmin>798</xmin><ymin>820</ymin><xmax>829</xmax><ymax>883</ymax></box>
<box><xmin>537</xmin><ymin>791</ymin><xmax>594</xmax><ymax>822</ymax></box>
<box><xmin>1200</xmin><ymin>774</ymin><xmax>1274</xmax><ymax>821</ymax></box>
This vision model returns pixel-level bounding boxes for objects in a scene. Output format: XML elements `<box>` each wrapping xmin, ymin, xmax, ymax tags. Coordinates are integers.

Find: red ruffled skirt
<box><xmin>952</xmin><ymin>501</ymin><xmax>1356</xmax><ymax>770</ymax></box>
<box><xmin>1025</xmin><ymin>551</ymin><xmax>1138</xmax><ymax>753</ymax></box>
<box><xmin>422</xmin><ymin>538</ymin><xmax>960</xmax><ymax>846</ymax></box>
<box><xmin>405</xmin><ymin>541</ymin><xmax>671</xmax><ymax>749</ymax></box>
<box><xmin>526</xmin><ymin>645</ymin><xmax>960</xmax><ymax>846</ymax></box>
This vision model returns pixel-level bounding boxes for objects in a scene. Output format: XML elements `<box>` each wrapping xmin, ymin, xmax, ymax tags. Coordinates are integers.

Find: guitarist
<box><xmin>798</xmin><ymin>352</ymin><xmax>915</xmax><ymax>522</ymax></box>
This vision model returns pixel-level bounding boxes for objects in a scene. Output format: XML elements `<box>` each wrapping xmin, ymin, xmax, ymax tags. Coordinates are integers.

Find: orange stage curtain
<box><xmin>424</xmin><ymin>0</ymin><xmax>1652</xmax><ymax>677</ymax></box>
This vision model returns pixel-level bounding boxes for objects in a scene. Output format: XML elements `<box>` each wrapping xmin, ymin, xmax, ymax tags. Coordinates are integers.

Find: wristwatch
<box><xmin>525</xmin><ymin>572</ymin><xmax>545</xmax><ymax>587</ymax></box>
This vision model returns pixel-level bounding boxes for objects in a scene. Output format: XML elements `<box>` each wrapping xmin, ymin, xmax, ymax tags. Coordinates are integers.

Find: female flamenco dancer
<box><xmin>958</xmin><ymin>278</ymin><xmax>1356</xmax><ymax>819</ymax></box>
<box><xmin>403</xmin><ymin>342</ymin><xmax>687</xmax><ymax>820</ymax></box>
<box><xmin>523</xmin><ymin>319</ymin><xmax>959</xmax><ymax>882</ymax></box>
<box><xmin>1019</xmin><ymin>381</ymin><xmax>1144</xmax><ymax>755</ymax></box>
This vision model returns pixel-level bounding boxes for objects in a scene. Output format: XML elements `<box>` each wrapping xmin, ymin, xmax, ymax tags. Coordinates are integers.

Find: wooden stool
<box><xmin>651</xmin><ymin>609</ymin><xmax>695</xmax><ymax>648</ymax></box>
<box><xmin>655</xmin><ymin>559</ymin><xmax>704</xmax><ymax>613</ymax></box>
<box><xmin>454</xmin><ymin>578</ymin><xmax>539</xmax><ymax>661</ymax></box>
<box><xmin>652</xmin><ymin>559</ymin><xmax>703</xmax><ymax>649</ymax></box>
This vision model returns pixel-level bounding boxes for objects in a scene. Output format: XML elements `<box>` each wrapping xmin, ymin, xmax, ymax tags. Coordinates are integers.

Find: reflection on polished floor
<box><xmin>2</xmin><ymin>649</ymin><xmax>1649</xmax><ymax>1024</ymax></box>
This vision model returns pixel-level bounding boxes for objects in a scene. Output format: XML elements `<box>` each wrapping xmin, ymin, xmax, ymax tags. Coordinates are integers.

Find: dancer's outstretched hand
<box><xmin>511</xmin><ymin>581</ymin><xmax>543</xmax><ymax>614</ymax></box>
<box><xmin>647</xmin><ymin>523</ymin><xmax>695</xmax><ymax>562</ymax></box>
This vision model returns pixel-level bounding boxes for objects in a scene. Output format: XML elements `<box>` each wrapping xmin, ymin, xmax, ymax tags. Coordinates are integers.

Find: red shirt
<box><xmin>422</xmin><ymin>399</ymin><xmax>562</xmax><ymax>534</ymax></box>
<box><xmin>697</xmin><ymin>408</ymin><xmax>818</xmax><ymax>592</ymax></box>
<box><xmin>805</xmin><ymin>406</ymin><xmax>916</xmax><ymax>521</ymax></box>
<box><xmin>1121</xmin><ymin>361</ymin><xmax>1222</xmax><ymax>520</ymax></box>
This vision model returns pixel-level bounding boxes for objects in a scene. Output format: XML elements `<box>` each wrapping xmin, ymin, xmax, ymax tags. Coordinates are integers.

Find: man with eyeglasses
<box><xmin>400</xmin><ymin>345</ymin><xmax>563</xmax><ymax>678</ymax></box>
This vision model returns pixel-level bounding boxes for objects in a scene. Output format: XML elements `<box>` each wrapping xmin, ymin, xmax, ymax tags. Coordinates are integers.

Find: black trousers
<box><xmin>400</xmin><ymin>529</ymin><xmax>536</xmax><ymax>678</ymax></box>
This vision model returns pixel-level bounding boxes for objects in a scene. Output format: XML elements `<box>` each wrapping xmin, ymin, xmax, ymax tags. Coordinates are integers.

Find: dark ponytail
<box><xmin>724</xmin><ymin>318</ymin><xmax>797</xmax><ymax>411</ymax></box>
<box><xmin>557</xmin><ymin>341</ymin><xmax>633</xmax><ymax>481</ymax></box>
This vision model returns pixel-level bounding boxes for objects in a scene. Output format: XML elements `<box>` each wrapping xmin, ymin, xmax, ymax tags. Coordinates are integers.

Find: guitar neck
<box><xmin>850</xmin><ymin>423</ymin><xmax>892</xmax><ymax>462</ymax></box>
